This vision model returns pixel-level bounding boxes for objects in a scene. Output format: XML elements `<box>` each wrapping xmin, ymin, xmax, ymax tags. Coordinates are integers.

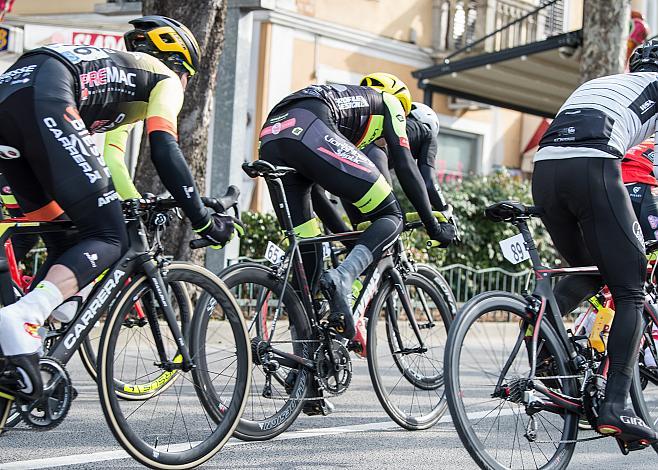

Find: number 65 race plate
<box><xmin>499</xmin><ymin>233</ymin><xmax>530</xmax><ymax>265</ymax></box>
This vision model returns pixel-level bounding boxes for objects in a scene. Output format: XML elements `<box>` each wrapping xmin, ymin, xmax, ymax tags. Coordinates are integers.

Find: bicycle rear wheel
<box><xmin>445</xmin><ymin>291</ymin><xmax>578</xmax><ymax>470</ymax></box>
<box><xmin>367</xmin><ymin>273</ymin><xmax>451</xmax><ymax>430</ymax></box>
<box><xmin>210</xmin><ymin>263</ymin><xmax>312</xmax><ymax>441</ymax></box>
<box><xmin>97</xmin><ymin>262</ymin><xmax>250</xmax><ymax>469</ymax></box>
<box><xmin>630</xmin><ymin>303</ymin><xmax>658</xmax><ymax>453</ymax></box>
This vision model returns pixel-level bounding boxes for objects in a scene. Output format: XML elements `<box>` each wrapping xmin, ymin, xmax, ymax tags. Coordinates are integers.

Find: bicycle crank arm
<box><xmin>269</xmin><ymin>346</ymin><xmax>315</xmax><ymax>370</ymax></box>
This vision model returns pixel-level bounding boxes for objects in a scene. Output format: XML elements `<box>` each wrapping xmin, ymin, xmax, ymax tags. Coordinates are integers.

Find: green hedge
<box><xmin>240</xmin><ymin>169</ymin><xmax>559</xmax><ymax>271</ymax></box>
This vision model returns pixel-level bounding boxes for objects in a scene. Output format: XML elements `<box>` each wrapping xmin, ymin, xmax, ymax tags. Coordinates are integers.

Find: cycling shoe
<box><xmin>0</xmin><ymin>353</ymin><xmax>42</xmax><ymax>402</ymax></box>
<box><xmin>319</xmin><ymin>270</ymin><xmax>355</xmax><ymax>340</ymax></box>
<box><xmin>596</xmin><ymin>403</ymin><xmax>657</xmax><ymax>446</ymax></box>
<box><xmin>303</xmin><ymin>397</ymin><xmax>334</xmax><ymax>416</ymax></box>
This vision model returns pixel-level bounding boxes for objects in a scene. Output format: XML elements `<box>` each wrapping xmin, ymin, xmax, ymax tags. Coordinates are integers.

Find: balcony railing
<box><xmin>434</xmin><ymin>0</ymin><xmax>568</xmax><ymax>59</ymax></box>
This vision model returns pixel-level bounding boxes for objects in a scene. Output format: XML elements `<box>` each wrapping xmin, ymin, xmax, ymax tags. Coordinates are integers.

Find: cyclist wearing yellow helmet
<box><xmin>0</xmin><ymin>16</ymin><xmax>236</xmax><ymax>402</ymax></box>
<box><xmin>258</xmin><ymin>73</ymin><xmax>451</xmax><ymax>345</ymax></box>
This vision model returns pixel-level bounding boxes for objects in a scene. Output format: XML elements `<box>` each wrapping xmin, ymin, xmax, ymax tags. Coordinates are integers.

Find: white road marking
<box><xmin>0</xmin><ymin>409</ymin><xmax>517</xmax><ymax>469</ymax></box>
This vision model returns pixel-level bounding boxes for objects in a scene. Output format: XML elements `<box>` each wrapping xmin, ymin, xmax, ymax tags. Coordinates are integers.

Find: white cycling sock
<box><xmin>51</xmin><ymin>283</ymin><xmax>94</xmax><ymax>323</ymax></box>
<box><xmin>0</xmin><ymin>281</ymin><xmax>64</xmax><ymax>356</ymax></box>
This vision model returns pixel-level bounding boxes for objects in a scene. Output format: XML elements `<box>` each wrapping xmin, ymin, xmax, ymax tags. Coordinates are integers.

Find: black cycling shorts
<box><xmin>532</xmin><ymin>157</ymin><xmax>645</xmax><ymax>378</ymax></box>
<box><xmin>0</xmin><ymin>54</ymin><xmax>127</xmax><ymax>287</ymax></box>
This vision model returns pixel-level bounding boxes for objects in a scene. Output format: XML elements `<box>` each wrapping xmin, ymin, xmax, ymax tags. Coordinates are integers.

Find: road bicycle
<box><xmin>219</xmin><ymin>160</ymin><xmax>450</xmax><ymax>441</ymax></box>
<box><xmin>0</xmin><ymin>194</ymin><xmax>251</xmax><ymax>469</ymax></box>
<box><xmin>1</xmin><ymin>188</ymin><xmax>242</xmax><ymax>432</ymax></box>
<box><xmin>444</xmin><ymin>200</ymin><xmax>658</xmax><ymax>470</ymax></box>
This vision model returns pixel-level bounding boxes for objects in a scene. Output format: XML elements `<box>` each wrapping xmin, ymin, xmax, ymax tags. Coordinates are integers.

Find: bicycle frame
<box><xmin>0</xmin><ymin>203</ymin><xmax>194</xmax><ymax>372</ymax></box>
<box><xmin>495</xmin><ymin>217</ymin><xmax>600</xmax><ymax>415</ymax></box>
<box><xmin>258</xmin><ymin>174</ymin><xmax>429</xmax><ymax>366</ymax></box>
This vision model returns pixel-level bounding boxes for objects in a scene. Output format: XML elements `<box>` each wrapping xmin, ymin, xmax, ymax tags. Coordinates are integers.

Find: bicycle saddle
<box><xmin>242</xmin><ymin>161</ymin><xmax>297</xmax><ymax>179</ymax></box>
<box><xmin>484</xmin><ymin>201</ymin><xmax>543</xmax><ymax>222</ymax></box>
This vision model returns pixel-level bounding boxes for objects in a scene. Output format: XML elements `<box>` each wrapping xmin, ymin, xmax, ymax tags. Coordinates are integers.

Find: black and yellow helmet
<box><xmin>124</xmin><ymin>15</ymin><xmax>201</xmax><ymax>76</ymax></box>
<box><xmin>360</xmin><ymin>72</ymin><xmax>412</xmax><ymax>115</ymax></box>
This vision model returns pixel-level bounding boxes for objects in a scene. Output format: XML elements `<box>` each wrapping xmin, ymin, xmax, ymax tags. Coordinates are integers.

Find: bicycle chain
<box><xmin>534</xmin><ymin>434</ymin><xmax>608</xmax><ymax>444</ymax></box>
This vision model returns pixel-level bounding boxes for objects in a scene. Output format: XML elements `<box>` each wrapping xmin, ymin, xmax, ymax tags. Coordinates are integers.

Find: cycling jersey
<box><xmin>21</xmin><ymin>44</ymin><xmax>182</xmax><ymax>136</ymax></box>
<box><xmin>535</xmin><ymin>72</ymin><xmax>658</xmax><ymax>161</ymax></box>
<box><xmin>271</xmin><ymin>84</ymin><xmax>408</xmax><ymax>149</ymax></box>
<box><xmin>621</xmin><ymin>140</ymin><xmax>657</xmax><ymax>186</ymax></box>
<box><xmin>13</xmin><ymin>45</ymin><xmax>208</xmax><ymax>228</ymax></box>
<box><xmin>264</xmin><ymin>84</ymin><xmax>437</xmax><ymax>233</ymax></box>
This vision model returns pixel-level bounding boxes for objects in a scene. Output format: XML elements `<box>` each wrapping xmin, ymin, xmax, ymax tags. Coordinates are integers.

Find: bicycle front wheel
<box><xmin>445</xmin><ymin>291</ymin><xmax>578</xmax><ymax>470</ymax></box>
<box><xmin>97</xmin><ymin>262</ymin><xmax>250</xmax><ymax>469</ymax></box>
<box><xmin>80</xmin><ymin>280</ymin><xmax>192</xmax><ymax>401</ymax></box>
<box><xmin>367</xmin><ymin>273</ymin><xmax>451</xmax><ymax>430</ymax></box>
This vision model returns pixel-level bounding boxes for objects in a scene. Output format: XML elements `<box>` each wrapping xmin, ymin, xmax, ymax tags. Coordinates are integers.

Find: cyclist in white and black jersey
<box><xmin>532</xmin><ymin>40</ymin><xmax>658</xmax><ymax>446</ymax></box>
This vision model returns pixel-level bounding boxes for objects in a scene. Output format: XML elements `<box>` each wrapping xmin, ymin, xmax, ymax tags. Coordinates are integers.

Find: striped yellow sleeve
<box><xmin>103</xmin><ymin>124</ymin><xmax>141</xmax><ymax>200</ymax></box>
<box><xmin>145</xmin><ymin>76</ymin><xmax>184</xmax><ymax>139</ymax></box>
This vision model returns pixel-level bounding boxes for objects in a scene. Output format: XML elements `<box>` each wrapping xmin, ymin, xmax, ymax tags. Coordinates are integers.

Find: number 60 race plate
<box><xmin>499</xmin><ymin>233</ymin><xmax>530</xmax><ymax>265</ymax></box>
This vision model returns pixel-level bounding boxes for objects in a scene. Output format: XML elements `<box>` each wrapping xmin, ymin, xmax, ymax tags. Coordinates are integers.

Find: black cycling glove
<box><xmin>427</xmin><ymin>221</ymin><xmax>457</xmax><ymax>248</ymax></box>
<box><xmin>193</xmin><ymin>213</ymin><xmax>245</xmax><ymax>249</ymax></box>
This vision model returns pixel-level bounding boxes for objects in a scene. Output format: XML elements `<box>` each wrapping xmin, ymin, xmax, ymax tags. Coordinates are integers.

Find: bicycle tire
<box><xmin>97</xmin><ymin>262</ymin><xmax>250</xmax><ymax>469</ymax></box>
<box><xmin>630</xmin><ymin>302</ymin><xmax>658</xmax><ymax>454</ymax></box>
<box><xmin>445</xmin><ymin>291</ymin><xmax>579</xmax><ymax>470</ymax></box>
<box><xmin>210</xmin><ymin>263</ymin><xmax>312</xmax><ymax>441</ymax></box>
<box><xmin>79</xmin><ymin>281</ymin><xmax>192</xmax><ymax>400</ymax></box>
<box><xmin>367</xmin><ymin>273</ymin><xmax>451</xmax><ymax>430</ymax></box>
<box><xmin>415</xmin><ymin>263</ymin><xmax>458</xmax><ymax>319</ymax></box>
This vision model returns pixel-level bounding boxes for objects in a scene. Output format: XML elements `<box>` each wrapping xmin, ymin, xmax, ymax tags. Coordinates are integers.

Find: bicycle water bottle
<box><xmin>589</xmin><ymin>307</ymin><xmax>615</xmax><ymax>353</ymax></box>
<box><xmin>574</xmin><ymin>309</ymin><xmax>597</xmax><ymax>336</ymax></box>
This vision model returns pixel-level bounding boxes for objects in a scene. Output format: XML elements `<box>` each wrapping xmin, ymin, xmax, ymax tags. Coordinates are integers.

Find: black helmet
<box><xmin>124</xmin><ymin>15</ymin><xmax>201</xmax><ymax>76</ymax></box>
<box><xmin>629</xmin><ymin>39</ymin><xmax>658</xmax><ymax>73</ymax></box>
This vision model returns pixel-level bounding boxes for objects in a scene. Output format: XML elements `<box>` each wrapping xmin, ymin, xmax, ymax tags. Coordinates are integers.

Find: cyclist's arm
<box><xmin>416</xmin><ymin>133</ymin><xmax>449</xmax><ymax>211</ymax></box>
<box><xmin>382</xmin><ymin>92</ymin><xmax>437</xmax><ymax>230</ymax></box>
<box><xmin>146</xmin><ymin>77</ymin><xmax>210</xmax><ymax>229</ymax></box>
<box><xmin>103</xmin><ymin>124</ymin><xmax>141</xmax><ymax>200</ymax></box>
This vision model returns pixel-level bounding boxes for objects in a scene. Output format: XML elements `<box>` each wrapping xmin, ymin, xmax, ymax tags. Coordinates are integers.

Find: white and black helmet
<box><xmin>409</xmin><ymin>102</ymin><xmax>440</xmax><ymax>137</ymax></box>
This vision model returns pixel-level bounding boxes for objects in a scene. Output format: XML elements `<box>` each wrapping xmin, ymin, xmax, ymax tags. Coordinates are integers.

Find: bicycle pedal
<box><xmin>615</xmin><ymin>436</ymin><xmax>653</xmax><ymax>455</ymax></box>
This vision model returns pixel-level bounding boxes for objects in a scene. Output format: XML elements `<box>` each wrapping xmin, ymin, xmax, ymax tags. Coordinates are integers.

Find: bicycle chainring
<box><xmin>19</xmin><ymin>358</ymin><xmax>73</xmax><ymax>431</ymax></box>
<box><xmin>315</xmin><ymin>340</ymin><xmax>352</xmax><ymax>396</ymax></box>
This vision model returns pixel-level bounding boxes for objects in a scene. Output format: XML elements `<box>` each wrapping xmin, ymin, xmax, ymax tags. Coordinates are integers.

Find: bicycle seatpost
<box><xmin>514</xmin><ymin>219</ymin><xmax>543</xmax><ymax>270</ymax></box>
<box><xmin>265</xmin><ymin>177</ymin><xmax>296</xmax><ymax>237</ymax></box>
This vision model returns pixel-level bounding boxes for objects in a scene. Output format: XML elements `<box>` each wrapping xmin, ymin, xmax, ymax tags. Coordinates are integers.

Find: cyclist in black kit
<box><xmin>312</xmin><ymin>101</ymin><xmax>451</xmax><ymax>232</ymax></box>
<box><xmin>622</xmin><ymin>140</ymin><xmax>658</xmax><ymax>240</ymax></box>
<box><xmin>258</xmin><ymin>73</ymin><xmax>455</xmax><ymax>344</ymax></box>
<box><xmin>0</xmin><ymin>16</ymin><xmax>236</xmax><ymax>401</ymax></box>
<box><xmin>532</xmin><ymin>40</ymin><xmax>658</xmax><ymax>445</ymax></box>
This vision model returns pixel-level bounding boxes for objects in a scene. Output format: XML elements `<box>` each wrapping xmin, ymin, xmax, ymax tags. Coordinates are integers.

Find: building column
<box><xmin>206</xmin><ymin>1</ymin><xmax>260</xmax><ymax>272</ymax></box>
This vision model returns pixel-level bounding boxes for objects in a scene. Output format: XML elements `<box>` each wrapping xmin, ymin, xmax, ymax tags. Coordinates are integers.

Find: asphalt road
<box><xmin>0</xmin><ymin>355</ymin><xmax>656</xmax><ymax>470</ymax></box>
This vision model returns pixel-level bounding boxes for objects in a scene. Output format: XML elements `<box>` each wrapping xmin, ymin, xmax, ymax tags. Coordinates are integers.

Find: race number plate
<box><xmin>499</xmin><ymin>233</ymin><xmax>530</xmax><ymax>264</ymax></box>
<box><xmin>264</xmin><ymin>241</ymin><xmax>285</xmax><ymax>265</ymax></box>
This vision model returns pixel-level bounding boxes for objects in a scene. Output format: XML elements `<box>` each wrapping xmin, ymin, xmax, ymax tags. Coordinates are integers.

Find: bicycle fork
<box><xmin>387</xmin><ymin>269</ymin><xmax>428</xmax><ymax>355</ymax></box>
<box><xmin>142</xmin><ymin>260</ymin><xmax>194</xmax><ymax>372</ymax></box>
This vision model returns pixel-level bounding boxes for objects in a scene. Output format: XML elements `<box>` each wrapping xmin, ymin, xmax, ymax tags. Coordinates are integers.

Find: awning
<box><xmin>413</xmin><ymin>31</ymin><xmax>583</xmax><ymax>118</ymax></box>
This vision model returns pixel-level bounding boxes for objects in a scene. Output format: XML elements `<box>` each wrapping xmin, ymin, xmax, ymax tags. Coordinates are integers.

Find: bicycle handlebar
<box><xmin>122</xmin><ymin>186</ymin><xmax>242</xmax><ymax>251</ymax></box>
